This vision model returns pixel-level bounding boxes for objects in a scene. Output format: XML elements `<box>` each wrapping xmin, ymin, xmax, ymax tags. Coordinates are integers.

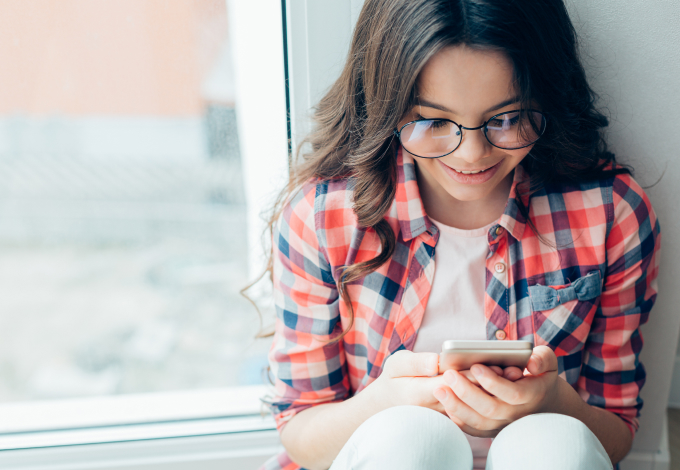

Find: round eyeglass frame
<box><xmin>393</xmin><ymin>109</ymin><xmax>547</xmax><ymax>159</ymax></box>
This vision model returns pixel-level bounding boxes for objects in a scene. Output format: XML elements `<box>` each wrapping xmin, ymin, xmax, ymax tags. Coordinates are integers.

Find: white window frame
<box><xmin>0</xmin><ymin>386</ymin><xmax>280</xmax><ymax>469</ymax></box>
<box><xmin>285</xmin><ymin>0</ymin><xmax>365</xmax><ymax>156</ymax></box>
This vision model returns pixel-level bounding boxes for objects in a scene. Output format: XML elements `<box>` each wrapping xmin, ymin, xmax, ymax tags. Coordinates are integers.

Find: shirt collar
<box><xmin>394</xmin><ymin>146</ymin><xmax>531</xmax><ymax>242</ymax></box>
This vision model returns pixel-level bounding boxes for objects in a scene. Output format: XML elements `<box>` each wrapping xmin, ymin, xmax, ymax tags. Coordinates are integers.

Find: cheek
<box><xmin>500</xmin><ymin>149</ymin><xmax>531</xmax><ymax>171</ymax></box>
<box><xmin>414</xmin><ymin>158</ymin><xmax>441</xmax><ymax>181</ymax></box>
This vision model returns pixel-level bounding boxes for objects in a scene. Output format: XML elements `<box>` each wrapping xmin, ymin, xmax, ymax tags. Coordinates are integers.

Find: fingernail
<box><xmin>428</xmin><ymin>355</ymin><xmax>439</xmax><ymax>375</ymax></box>
<box><xmin>532</xmin><ymin>357</ymin><xmax>543</xmax><ymax>370</ymax></box>
<box><xmin>434</xmin><ymin>388</ymin><xmax>447</xmax><ymax>401</ymax></box>
<box><xmin>444</xmin><ymin>370</ymin><xmax>457</xmax><ymax>386</ymax></box>
<box><xmin>471</xmin><ymin>365</ymin><xmax>484</xmax><ymax>376</ymax></box>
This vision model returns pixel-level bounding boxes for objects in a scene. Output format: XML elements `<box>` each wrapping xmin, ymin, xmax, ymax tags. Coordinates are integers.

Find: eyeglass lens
<box><xmin>399</xmin><ymin>111</ymin><xmax>546</xmax><ymax>158</ymax></box>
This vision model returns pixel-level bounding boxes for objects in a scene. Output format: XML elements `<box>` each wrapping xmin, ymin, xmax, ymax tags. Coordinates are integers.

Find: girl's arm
<box><xmin>265</xmin><ymin>182</ymin><xmax>352</xmax><ymax>436</ymax></box>
<box><xmin>265</xmin><ymin>184</ymin><xmax>449</xmax><ymax>468</ymax></box>
<box><xmin>552</xmin><ymin>377</ymin><xmax>632</xmax><ymax>464</ymax></box>
<box><xmin>281</xmin><ymin>349</ymin><xmax>452</xmax><ymax>470</ymax></box>
<box><xmin>546</xmin><ymin>173</ymin><xmax>660</xmax><ymax>464</ymax></box>
<box><xmin>576</xmin><ymin>173</ymin><xmax>661</xmax><ymax>443</ymax></box>
<box><xmin>279</xmin><ymin>389</ymin><xmax>379</xmax><ymax>470</ymax></box>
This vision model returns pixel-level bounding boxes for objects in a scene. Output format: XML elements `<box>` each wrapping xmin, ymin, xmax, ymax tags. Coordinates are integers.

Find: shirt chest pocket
<box><xmin>528</xmin><ymin>270</ymin><xmax>602</xmax><ymax>356</ymax></box>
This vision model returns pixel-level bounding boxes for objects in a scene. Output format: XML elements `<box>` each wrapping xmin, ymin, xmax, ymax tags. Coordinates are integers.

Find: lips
<box><xmin>437</xmin><ymin>160</ymin><xmax>502</xmax><ymax>184</ymax></box>
<box><xmin>450</xmin><ymin>164</ymin><xmax>499</xmax><ymax>175</ymax></box>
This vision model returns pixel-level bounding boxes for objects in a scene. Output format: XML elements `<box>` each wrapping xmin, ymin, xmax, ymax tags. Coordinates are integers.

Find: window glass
<box><xmin>0</xmin><ymin>0</ymin><xmax>273</xmax><ymax>401</ymax></box>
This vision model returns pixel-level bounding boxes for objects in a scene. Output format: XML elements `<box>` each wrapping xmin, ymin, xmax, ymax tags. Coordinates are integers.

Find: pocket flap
<box><xmin>529</xmin><ymin>270</ymin><xmax>602</xmax><ymax>311</ymax></box>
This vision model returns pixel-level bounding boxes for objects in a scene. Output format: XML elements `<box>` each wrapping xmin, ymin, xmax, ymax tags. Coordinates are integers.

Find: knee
<box><xmin>487</xmin><ymin>413</ymin><xmax>612</xmax><ymax>470</ymax></box>
<box><xmin>355</xmin><ymin>405</ymin><xmax>463</xmax><ymax>447</ymax></box>
<box><xmin>346</xmin><ymin>406</ymin><xmax>472</xmax><ymax>468</ymax></box>
<box><xmin>497</xmin><ymin>413</ymin><xmax>591</xmax><ymax>443</ymax></box>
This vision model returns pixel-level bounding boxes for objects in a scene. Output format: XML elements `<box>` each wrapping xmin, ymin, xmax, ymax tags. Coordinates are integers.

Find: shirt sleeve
<box><xmin>264</xmin><ymin>182</ymin><xmax>350</xmax><ymax>432</ymax></box>
<box><xmin>576</xmin><ymin>173</ymin><xmax>661</xmax><ymax>437</ymax></box>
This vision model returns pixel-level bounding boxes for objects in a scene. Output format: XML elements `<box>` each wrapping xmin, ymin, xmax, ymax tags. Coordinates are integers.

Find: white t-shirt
<box><xmin>412</xmin><ymin>217</ymin><xmax>493</xmax><ymax>469</ymax></box>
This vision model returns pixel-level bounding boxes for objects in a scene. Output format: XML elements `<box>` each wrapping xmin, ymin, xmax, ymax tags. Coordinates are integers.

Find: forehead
<box><xmin>417</xmin><ymin>45</ymin><xmax>517</xmax><ymax>115</ymax></box>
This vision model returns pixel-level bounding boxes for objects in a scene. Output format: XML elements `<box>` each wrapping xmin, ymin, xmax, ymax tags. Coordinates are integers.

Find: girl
<box><xmin>259</xmin><ymin>0</ymin><xmax>661</xmax><ymax>469</ymax></box>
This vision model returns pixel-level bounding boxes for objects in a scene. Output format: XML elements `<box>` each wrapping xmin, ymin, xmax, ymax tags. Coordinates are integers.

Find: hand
<box><xmin>366</xmin><ymin>350</ymin><xmax>447</xmax><ymax>414</ymax></box>
<box><xmin>433</xmin><ymin>346</ymin><xmax>563</xmax><ymax>437</ymax></box>
<box><xmin>366</xmin><ymin>350</ymin><xmax>517</xmax><ymax>416</ymax></box>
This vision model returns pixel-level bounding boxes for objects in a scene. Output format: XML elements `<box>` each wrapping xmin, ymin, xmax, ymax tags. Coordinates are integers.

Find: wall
<box><xmin>565</xmin><ymin>0</ymin><xmax>680</xmax><ymax>454</ymax></box>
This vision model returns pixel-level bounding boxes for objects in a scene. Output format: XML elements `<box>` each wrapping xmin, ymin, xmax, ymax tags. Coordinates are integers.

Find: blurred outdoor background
<box><xmin>0</xmin><ymin>0</ymin><xmax>273</xmax><ymax>401</ymax></box>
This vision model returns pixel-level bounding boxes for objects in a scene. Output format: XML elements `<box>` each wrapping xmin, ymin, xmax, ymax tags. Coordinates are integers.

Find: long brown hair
<box><xmin>248</xmin><ymin>0</ymin><xmax>630</xmax><ymax>342</ymax></box>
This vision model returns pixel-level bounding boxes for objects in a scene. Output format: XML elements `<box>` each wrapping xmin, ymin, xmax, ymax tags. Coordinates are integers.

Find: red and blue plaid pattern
<box><xmin>259</xmin><ymin>148</ymin><xmax>661</xmax><ymax>470</ymax></box>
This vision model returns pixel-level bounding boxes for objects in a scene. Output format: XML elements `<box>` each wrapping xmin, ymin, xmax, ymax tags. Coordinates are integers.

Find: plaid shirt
<box><xmin>259</xmin><ymin>148</ymin><xmax>661</xmax><ymax>470</ymax></box>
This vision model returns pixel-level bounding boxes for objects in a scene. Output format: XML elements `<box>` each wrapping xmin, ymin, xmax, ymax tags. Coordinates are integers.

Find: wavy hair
<box><xmin>249</xmin><ymin>0</ymin><xmax>631</xmax><ymax>341</ymax></box>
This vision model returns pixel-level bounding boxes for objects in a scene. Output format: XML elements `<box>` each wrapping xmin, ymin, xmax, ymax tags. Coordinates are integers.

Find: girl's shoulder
<box><xmin>285</xmin><ymin>176</ymin><xmax>358</xmax><ymax>222</ymax></box>
<box><xmin>534</xmin><ymin>166</ymin><xmax>658</xmax><ymax>236</ymax></box>
<box><xmin>278</xmin><ymin>176</ymin><xmax>360</xmax><ymax>248</ymax></box>
<box><xmin>537</xmin><ymin>165</ymin><xmax>653</xmax><ymax>209</ymax></box>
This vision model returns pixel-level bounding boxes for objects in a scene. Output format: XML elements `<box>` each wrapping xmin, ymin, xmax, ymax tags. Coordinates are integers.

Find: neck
<box><xmin>417</xmin><ymin>168</ymin><xmax>513</xmax><ymax>230</ymax></box>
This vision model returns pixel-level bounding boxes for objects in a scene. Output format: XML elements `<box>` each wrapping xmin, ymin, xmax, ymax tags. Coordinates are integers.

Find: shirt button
<box><xmin>495</xmin><ymin>226</ymin><xmax>504</xmax><ymax>236</ymax></box>
<box><xmin>494</xmin><ymin>262</ymin><xmax>506</xmax><ymax>273</ymax></box>
<box><xmin>495</xmin><ymin>330</ymin><xmax>507</xmax><ymax>340</ymax></box>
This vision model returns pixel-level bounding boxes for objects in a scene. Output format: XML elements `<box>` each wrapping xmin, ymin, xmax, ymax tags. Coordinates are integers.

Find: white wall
<box><xmin>565</xmin><ymin>0</ymin><xmax>680</xmax><ymax>455</ymax></box>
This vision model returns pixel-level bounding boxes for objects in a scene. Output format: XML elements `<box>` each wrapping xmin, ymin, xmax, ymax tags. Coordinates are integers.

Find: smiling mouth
<box><xmin>448</xmin><ymin>162</ymin><xmax>501</xmax><ymax>174</ymax></box>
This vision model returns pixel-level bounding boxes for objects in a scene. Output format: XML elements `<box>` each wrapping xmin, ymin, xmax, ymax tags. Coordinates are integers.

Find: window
<box><xmin>0</xmin><ymin>0</ymin><xmax>293</xmax><ymax>467</ymax></box>
<box><xmin>0</xmin><ymin>0</ymin><xmax>287</xmax><ymax>402</ymax></box>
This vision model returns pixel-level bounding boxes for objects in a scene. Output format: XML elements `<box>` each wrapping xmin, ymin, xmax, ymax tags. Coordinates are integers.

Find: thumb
<box><xmin>526</xmin><ymin>345</ymin><xmax>558</xmax><ymax>376</ymax></box>
<box><xmin>384</xmin><ymin>350</ymin><xmax>440</xmax><ymax>378</ymax></box>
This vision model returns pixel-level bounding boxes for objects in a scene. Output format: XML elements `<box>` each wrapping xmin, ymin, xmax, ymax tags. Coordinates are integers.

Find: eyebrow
<box><xmin>418</xmin><ymin>96</ymin><xmax>522</xmax><ymax>115</ymax></box>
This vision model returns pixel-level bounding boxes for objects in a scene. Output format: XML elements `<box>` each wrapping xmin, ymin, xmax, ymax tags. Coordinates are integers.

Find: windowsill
<box><xmin>0</xmin><ymin>385</ymin><xmax>275</xmax><ymax>450</ymax></box>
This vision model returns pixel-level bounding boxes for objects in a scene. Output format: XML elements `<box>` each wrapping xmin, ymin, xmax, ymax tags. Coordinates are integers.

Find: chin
<box><xmin>443</xmin><ymin>186</ymin><xmax>494</xmax><ymax>202</ymax></box>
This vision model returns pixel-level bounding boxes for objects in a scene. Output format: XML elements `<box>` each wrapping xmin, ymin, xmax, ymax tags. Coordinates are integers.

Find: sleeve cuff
<box><xmin>609</xmin><ymin>410</ymin><xmax>639</xmax><ymax>439</ymax></box>
<box><xmin>273</xmin><ymin>405</ymin><xmax>314</xmax><ymax>432</ymax></box>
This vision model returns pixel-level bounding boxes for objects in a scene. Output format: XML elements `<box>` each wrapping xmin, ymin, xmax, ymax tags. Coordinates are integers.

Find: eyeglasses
<box><xmin>393</xmin><ymin>110</ymin><xmax>547</xmax><ymax>159</ymax></box>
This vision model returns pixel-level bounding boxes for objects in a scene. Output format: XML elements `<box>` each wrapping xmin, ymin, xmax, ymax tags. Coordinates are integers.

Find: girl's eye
<box><xmin>415</xmin><ymin>114</ymin><xmax>449</xmax><ymax>130</ymax></box>
<box><xmin>429</xmin><ymin>120</ymin><xmax>449</xmax><ymax>129</ymax></box>
<box><xmin>488</xmin><ymin>115</ymin><xmax>519</xmax><ymax>128</ymax></box>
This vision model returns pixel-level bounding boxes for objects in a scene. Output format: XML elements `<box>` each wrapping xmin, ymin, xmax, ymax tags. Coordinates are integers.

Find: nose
<box><xmin>451</xmin><ymin>126</ymin><xmax>492</xmax><ymax>164</ymax></box>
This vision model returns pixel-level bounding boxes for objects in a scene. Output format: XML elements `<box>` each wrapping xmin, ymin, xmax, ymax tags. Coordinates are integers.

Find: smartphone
<box><xmin>439</xmin><ymin>340</ymin><xmax>533</xmax><ymax>373</ymax></box>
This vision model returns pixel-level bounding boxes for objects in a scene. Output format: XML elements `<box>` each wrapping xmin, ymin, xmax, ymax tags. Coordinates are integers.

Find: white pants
<box><xmin>328</xmin><ymin>405</ymin><xmax>613</xmax><ymax>470</ymax></box>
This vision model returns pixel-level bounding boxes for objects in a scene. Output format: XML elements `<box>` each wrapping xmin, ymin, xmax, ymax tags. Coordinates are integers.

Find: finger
<box><xmin>489</xmin><ymin>366</ymin><xmax>504</xmax><ymax>376</ymax></box>
<box><xmin>458</xmin><ymin>370</ymin><xmax>481</xmax><ymax>386</ymax></box>
<box><xmin>444</xmin><ymin>367</ymin><xmax>502</xmax><ymax>387</ymax></box>
<box><xmin>384</xmin><ymin>350</ymin><xmax>440</xmax><ymax>378</ymax></box>
<box><xmin>434</xmin><ymin>384</ymin><xmax>506</xmax><ymax>433</ymax></box>
<box><xmin>454</xmin><ymin>371</ymin><xmax>489</xmax><ymax>389</ymax></box>
<box><xmin>457</xmin><ymin>371</ymin><xmax>495</xmax><ymax>394</ymax></box>
<box><xmin>526</xmin><ymin>346</ymin><xmax>559</xmax><ymax>376</ymax></box>
<box><xmin>502</xmin><ymin>366</ymin><xmax>523</xmax><ymax>381</ymax></box>
<box><xmin>470</xmin><ymin>364</ymin><xmax>528</xmax><ymax>407</ymax></box>
<box><xmin>443</xmin><ymin>369</ymin><xmax>512</xmax><ymax>420</ymax></box>
<box><xmin>428</xmin><ymin>397</ymin><xmax>447</xmax><ymax>415</ymax></box>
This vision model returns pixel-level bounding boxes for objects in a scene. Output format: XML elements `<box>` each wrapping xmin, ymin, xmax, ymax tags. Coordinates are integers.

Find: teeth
<box><xmin>455</xmin><ymin>169</ymin><xmax>484</xmax><ymax>174</ymax></box>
